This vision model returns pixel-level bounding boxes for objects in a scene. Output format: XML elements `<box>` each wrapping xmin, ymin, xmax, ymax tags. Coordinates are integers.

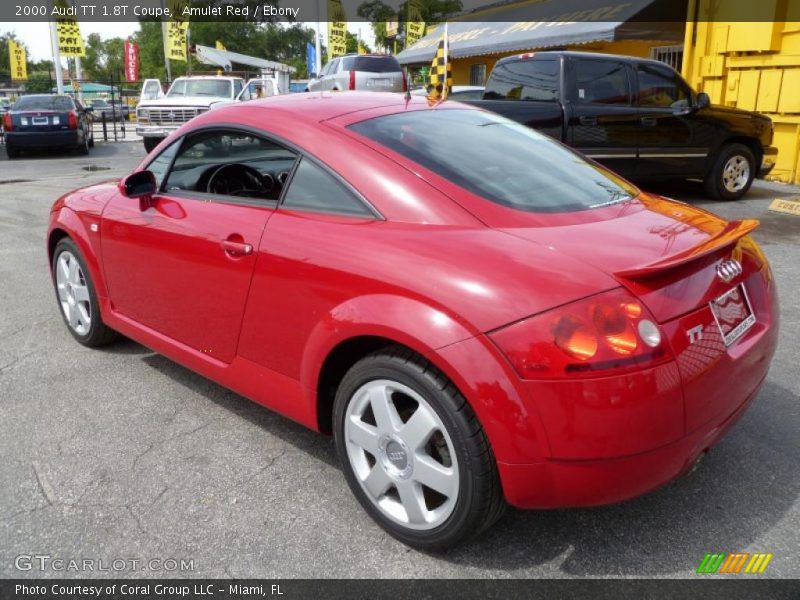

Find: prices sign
<box><xmin>54</xmin><ymin>0</ymin><xmax>85</xmax><ymax>57</ymax></box>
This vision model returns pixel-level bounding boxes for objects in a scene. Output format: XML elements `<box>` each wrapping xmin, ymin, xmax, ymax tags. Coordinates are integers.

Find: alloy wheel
<box><xmin>722</xmin><ymin>155</ymin><xmax>750</xmax><ymax>193</ymax></box>
<box><xmin>55</xmin><ymin>250</ymin><xmax>92</xmax><ymax>335</ymax></box>
<box><xmin>343</xmin><ymin>379</ymin><xmax>459</xmax><ymax>531</ymax></box>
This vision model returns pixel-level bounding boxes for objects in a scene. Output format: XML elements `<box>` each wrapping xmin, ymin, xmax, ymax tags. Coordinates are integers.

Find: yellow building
<box><xmin>682</xmin><ymin>0</ymin><xmax>800</xmax><ymax>183</ymax></box>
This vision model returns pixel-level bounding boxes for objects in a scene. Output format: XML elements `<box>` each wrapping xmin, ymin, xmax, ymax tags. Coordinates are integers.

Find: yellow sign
<box><xmin>358</xmin><ymin>42</ymin><xmax>367</xmax><ymax>55</ymax></box>
<box><xmin>768</xmin><ymin>197</ymin><xmax>800</xmax><ymax>216</ymax></box>
<box><xmin>54</xmin><ymin>0</ymin><xmax>85</xmax><ymax>57</ymax></box>
<box><xmin>386</xmin><ymin>20</ymin><xmax>398</xmax><ymax>38</ymax></box>
<box><xmin>406</xmin><ymin>0</ymin><xmax>425</xmax><ymax>47</ymax></box>
<box><xmin>8</xmin><ymin>39</ymin><xmax>27</xmax><ymax>81</ymax></box>
<box><xmin>215</xmin><ymin>40</ymin><xmax>226</xmax><ymax>51</ymax></box>
<box><xmin>167</xmin><ymin>0</ymin><xmax>190</xmax><ymax>62</ymax></box>
<box><xmin>327</xmin><ymin>0</ymin><xmax>347</xmax><ymax>61</ymax></box>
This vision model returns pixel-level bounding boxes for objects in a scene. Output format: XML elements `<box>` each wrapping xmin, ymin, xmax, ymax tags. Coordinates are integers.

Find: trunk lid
<box><xmin>10</xmin><ymin>110</ymin><xmax>72</xmax><ymax>132</ymax></box>
<box><xmin>500</xmin><ymin>194</ymin><xmax>760</xmax><ymax>323</ymax></box>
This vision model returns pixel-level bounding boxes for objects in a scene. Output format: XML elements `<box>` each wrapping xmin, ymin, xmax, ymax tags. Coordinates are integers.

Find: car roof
<box><xmin>221</xmin><ymin>91</ymin><xmax>458</xmax><ymax>124</ymax></box>
<box><xmin>500</xmin><ymin>50</ymin><xmax>675</xmax><ymax>70</ymax></box>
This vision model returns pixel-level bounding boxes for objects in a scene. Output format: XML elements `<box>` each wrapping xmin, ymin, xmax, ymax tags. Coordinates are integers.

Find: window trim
<box><xmin>149</xmin><ymin>123</ymin><xmax>383</xmax><ymax>219</ymax></box>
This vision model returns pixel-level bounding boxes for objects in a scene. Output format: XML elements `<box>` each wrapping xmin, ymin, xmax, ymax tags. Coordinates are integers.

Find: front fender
<box><xmin>48</xmin><ymin>207</ymin><xmax>108</xmax><ymax>300</ymax></box>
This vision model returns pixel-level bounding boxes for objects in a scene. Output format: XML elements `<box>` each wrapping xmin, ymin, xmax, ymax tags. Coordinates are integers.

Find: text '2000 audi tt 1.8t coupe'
<box><xmin>47</xmin><ymin>93</ymin><xmax>778</xmax><ymax>550</ymax></box>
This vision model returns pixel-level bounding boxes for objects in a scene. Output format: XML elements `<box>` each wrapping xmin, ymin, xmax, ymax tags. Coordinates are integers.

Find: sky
<box><xmin>0</xmin><ymin>21</ymin><xmax>377</xmax><ymax>62</ymax></box>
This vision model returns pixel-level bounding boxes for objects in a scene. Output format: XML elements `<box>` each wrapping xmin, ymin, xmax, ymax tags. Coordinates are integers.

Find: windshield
<box><xmin>13</xmin><ymin>95</ymin><xmax>75</xmax><ymax>111</ymax></box>
<box><xmin>349</xmin><ymin>109</ymin><xmax>636</xmax><ymax>213</ymax></box>
<box><xmin>168</xmin><ymin>79</ymin><xmax>232</xmax><ymax>98</ymax></box>
<box><xmin>92</xmin><ymin>99</ymin><xmax>109</xmax><ymax>107</ymax></box>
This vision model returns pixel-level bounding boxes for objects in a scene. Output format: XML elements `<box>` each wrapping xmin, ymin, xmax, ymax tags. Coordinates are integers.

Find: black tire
<box><xmin>333</xmin><ymin>346</ymin><xmax>505</xmax><ymax>551</ymax></box>
<box><xmin>704</xmin><ymin>143</ymin><xmax>756</xmax><ymax>201</ymax></box>
<box><xmin>76</xmin><ymin>131</ymin><xmax>90</xmax><ymax>155</ymax></box>
<box><xmin>51</xmin><ymin>238</ymin><xmax>120</xmax><ymax>347</ymax></box>
<box><xmin>6</xmin><ymin>144</ymin><xmax>19</xmax><ymax>159</ymax></box>
<box><xmin>143</xmin><ymin>137</ymin><xmax>162</xmax><ymax>153</ymax></box>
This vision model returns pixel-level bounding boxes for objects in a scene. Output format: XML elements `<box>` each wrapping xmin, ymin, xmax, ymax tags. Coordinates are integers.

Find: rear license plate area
<box><xmin>32</xmin><ymin>117</ymin><xmax>49</xmax><ymax>125</ymax></box>
<box><xmin>709</xmin><ymin>284</ymin><xmax>755</xmax><ymax>346</ymax></box>
<box><xmin>367</xmin><ymin>78</ymin><xmax>390</xmax><ymax>87</ymax></box>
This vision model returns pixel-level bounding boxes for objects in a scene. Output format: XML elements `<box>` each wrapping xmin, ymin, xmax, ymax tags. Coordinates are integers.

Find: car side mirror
<box><xmin>120</xmin><ymin>170</ymin><xmax>157</xmax><ymax>203</ymax></box>
<box><xmin>695</xmin><ymin>92</ymin><xmax>710</xmax><ymax>110</ymax></box>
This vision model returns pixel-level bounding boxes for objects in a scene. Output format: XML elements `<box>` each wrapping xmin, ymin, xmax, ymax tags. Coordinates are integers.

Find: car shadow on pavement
<box><xmin>135</xmin><ymin>349</ymin><xmax>339</xmax><ymax>469</ymax></box>
<box><xmin>441</xmin><ymin>380</ymin><xmax>799</xmax><ymax>576</ymax></box>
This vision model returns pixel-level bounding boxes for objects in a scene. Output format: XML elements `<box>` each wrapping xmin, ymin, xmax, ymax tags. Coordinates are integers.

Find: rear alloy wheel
<box><xmin>704</xmin><ymin>143</ymin><xmax>755</xmax><ymax>201</ymax></box>
<box><xmin>334</xmin><ymin>347</ymin><xmax>505</xmax><ymax>550</ymax></box>
<box><xmin>52</xmin><ymin>238</ymin><xmax>119</xmax><ymax>347</ymax></box>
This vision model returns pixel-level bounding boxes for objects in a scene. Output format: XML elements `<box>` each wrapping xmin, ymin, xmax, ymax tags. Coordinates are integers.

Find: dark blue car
<box><xmin>3</xmin><ymin>94</ymin><xmax>94</xmax><ymax>159</ymax></box>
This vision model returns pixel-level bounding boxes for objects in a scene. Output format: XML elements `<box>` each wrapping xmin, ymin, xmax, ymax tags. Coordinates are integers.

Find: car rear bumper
<box><xmin>498</xmin><ymin>375</ymin><xmax>765</xmax><ymax>508</ymax></box>
<box><xmin>758</xmin><ymin>146</ymin><xmax>778</xmax><ymax>178</ymax></box>
<box><xmin>136</xmin><ymin>125</ymin><xmax>179</xmax><ymax>137</ymax></box>
<box><xmin>5</xmin><ymin>130</ymin><xmax>80</xmax><ymax>148</ymax></box>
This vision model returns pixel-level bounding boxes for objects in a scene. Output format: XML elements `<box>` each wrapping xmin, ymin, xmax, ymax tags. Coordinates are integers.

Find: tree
<box><xmin>357</xmin><ymin>0</ymin><xmax>463</xmax><ymax>52</ymax></box>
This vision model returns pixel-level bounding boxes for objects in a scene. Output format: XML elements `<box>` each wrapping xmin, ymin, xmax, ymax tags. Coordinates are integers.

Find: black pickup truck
<box><xmin>464</xmin><ymin>51</ymin><xmax>777</xmax><ymax>200</ymax></box>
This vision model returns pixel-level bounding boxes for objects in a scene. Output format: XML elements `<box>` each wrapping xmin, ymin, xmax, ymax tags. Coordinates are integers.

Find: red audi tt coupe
<box><xmin>47</xmin><ymin>93</ymin><xmax>778</xmax><ymax>550</ymax></box>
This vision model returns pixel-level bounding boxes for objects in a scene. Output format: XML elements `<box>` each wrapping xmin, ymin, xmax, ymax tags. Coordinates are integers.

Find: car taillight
<box><xmin>349</xmin><ymin>70</ymin><xmax>355</xmax><ymax>90</ymax></box>
<box><xmin>68</xmin><ymin>112</ymin><xmax>78</xmax><ymax>129</ymax></box>
<box><xmin>489</xmin><ymin>288</ymin><xmax>668</xmax><ymax>379</ymax></box>
<box><xmin>2</xmin><ymin>113</ymin><xmax>11</xmax><ymax>131</ymax></box>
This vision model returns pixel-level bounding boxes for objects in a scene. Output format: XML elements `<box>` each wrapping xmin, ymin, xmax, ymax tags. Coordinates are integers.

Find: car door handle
<box><xmin>579</xmin><ymin>116</ymin><xmax>598</xmax><ymax>125</ymax></box>
<box><xmin>221</xmin><ymin>239</ymin><xmax>253</xmax><ymax>257</ymax></box>
<box><xmin>641</xmin><ymin>117</ymin><xmax>658</xmax><ymax>127</ymax></box>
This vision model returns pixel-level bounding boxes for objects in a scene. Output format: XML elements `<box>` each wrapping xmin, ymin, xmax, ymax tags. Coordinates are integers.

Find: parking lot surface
<box><xmin>1</xmin><ymin>143</ymin><xmax>798</xmax><ymax>578</ymax></box>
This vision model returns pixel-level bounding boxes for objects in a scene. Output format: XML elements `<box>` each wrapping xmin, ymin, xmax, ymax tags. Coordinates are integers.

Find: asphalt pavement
<box><xmin>0</xmin><ymin>142</ymin><xmax>798</xmax><ymax>578</ymax></box>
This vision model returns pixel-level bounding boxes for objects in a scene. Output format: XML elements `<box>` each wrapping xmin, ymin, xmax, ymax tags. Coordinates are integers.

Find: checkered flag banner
<box><xmin>428</xmin><ymin>25</ymin><xmax>451</xmax><ymax>101</ymax></box>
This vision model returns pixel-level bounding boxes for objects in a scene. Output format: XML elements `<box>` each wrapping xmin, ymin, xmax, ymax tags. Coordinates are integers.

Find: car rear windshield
<box><xmin>341</xmin><ymin>56</ymin><xmax>401</xmax><ymax>73</ymax></box>
<box><xmin>13</xmin><ymin>96</ymin><xmax>75</xmax><ymax>111</ymax></box>
<box><xmin>348</xmin><ymin>109</ymin><xmax>635</xmax><ymax>213</ymax></box>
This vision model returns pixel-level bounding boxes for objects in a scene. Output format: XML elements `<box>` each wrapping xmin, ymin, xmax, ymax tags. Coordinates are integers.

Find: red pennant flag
<box><xmin>124</xmin><ymin>40</ymin><xmax>139</xmax><ymax>82</ymax></box>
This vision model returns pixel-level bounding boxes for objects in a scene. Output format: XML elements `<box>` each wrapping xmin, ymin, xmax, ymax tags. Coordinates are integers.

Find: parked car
<box><xmin>109</xmin><ymin>99</ymin><xmax>131</xmax><ymax>121</ymax></box>
<box><xmin>463</xmin><ymin>51</ymin><xmax>777</xmax><ymax>200</ymax></box>
<box><xmin>210</xmin><ymin>78</ymin><xmax>280</xmax><ymax>111</ymax></box>
<box><xmin>411</xmin><ymin>85</ymin><xmax>485</xmax><ymax>100</ymax></box>
<box><xmin>307</xmin><ymin>54</ymin><xmax>406</xmax><ymax>92</ymax></box>
<box><xmin>136</xmin><ymin>76</ymin><xmax>244</xmax><ymax>152</ymax></box>
<box><xmin>4</xmin><ymin>94</ymin><xmax>94</xmax><ymax>158</ymax></box>
<box><xmin>90</xmin><ymin>98</ymin><xmax>124</xmax><ymax>122</ymax></box>
<box><xmin>48</xmin><ymin>93</ymin><xmax>777</xmax><ymax>550</ymax></box>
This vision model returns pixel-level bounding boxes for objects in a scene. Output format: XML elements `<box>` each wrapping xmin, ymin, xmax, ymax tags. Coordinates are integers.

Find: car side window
<box><xmin>483</xmin><ymin>58</ymin><xmax>559</xmax><ymax>102</ymax></box>
<box><xmin>147</xmin><ymin>140</ymin><xmax>180</xmax><ymax>189</ymax></box>
<box><xmin>637</xmin><ymin>65</ymin><xmax>691</xmax><ymax>109</ymax></box>
<box><xmin>233</xmin><ymin>80</ymin><xmax>243</xmax><ymax>98</ymax></box>
<box><xmin>571</xmin><ymin>59</ymin><xmax>630</xmax><ymax>105</ymax></box>
<box><xmin>162</xmin><ymin>130</ymin><xmax>298</xmax><ymax>203</ymax></box>
<box><xmin>282</xmin><ymin>158</ymin><xmax>373</xmax><ymax>217</ymax></box>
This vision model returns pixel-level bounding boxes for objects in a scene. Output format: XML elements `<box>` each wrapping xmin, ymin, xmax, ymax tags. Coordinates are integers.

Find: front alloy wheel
<box><xmin>52</xmin><ymin>238</ymin><xmax>119</xmax><ymax>347</ymax></box>
<box><xmin>334</xmin><ymin>347</ymin><xmax>505</xmax><ymax>550</ymax></box>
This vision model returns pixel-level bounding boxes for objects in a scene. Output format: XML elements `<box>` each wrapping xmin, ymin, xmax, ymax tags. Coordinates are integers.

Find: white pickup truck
<box><xmin>136</xmin><ymin>75</ymin><xmax>244</xmax><ymax>152</ymax></box>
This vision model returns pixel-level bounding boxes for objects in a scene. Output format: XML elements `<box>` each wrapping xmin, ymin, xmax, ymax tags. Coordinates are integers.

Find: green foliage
<box><xmin>357</xmin><ymin>0</ymin><xmax>463</xmax><ymax>51</ymax></box>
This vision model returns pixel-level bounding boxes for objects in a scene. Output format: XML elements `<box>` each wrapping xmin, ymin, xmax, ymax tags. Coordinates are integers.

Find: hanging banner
<box><xmin>406</xmin><ymin>0</ymin><xmax>426</xmax><ymax>47</ymax></box>
<box><xmin>9</xmin><ymin>39</ymin><xmax>27</xmax><ymax>81</ymax></box>
<box><xmin>166</xmin><ymin>0</ymin><xmax>190</xmax><ymax>61</ymax></box>
<box><xmin>327</xmin><ymin>0</ymin><xmax>347</xmax><ymax>61</ymax></box>
<box><xmin>54</xmin><ymin>0</ymin><xmax>85</xmax><ymax>57</ymax></box>
<box><xmin>123</xmin><ymin>40</ymin><xmax>139</xmax><ymax>82</ymax></box>
<box><xmin>306</xmin><ymin>41</ymin><xmax>316</xmax><ymax>76</ymax></box>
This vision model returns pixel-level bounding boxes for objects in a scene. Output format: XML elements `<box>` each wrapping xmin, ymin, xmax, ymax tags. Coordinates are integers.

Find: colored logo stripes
<box><xmin>697</xmin><ymin>552</ymin><xmax>773</xmax><ymax>574</ymax></box>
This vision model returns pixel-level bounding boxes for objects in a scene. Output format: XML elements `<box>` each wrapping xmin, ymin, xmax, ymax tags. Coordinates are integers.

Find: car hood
<box><xmin>137</xmin><ymin>96</ymin><xmax>229</xmax><ymax>108</ymax></box>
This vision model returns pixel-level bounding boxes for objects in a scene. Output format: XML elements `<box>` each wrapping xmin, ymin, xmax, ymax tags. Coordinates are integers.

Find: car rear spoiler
<box><xmin>615</xmin><ymin>219</ymin><xmax>759</xmax><ymax>279</ymax></box>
